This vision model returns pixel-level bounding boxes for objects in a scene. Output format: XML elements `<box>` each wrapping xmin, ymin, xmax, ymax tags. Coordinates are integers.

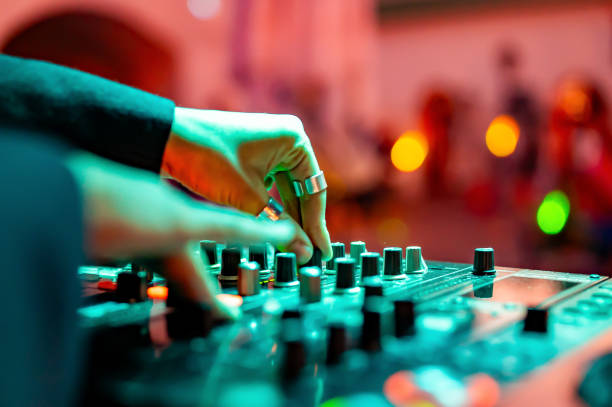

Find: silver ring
<box><xmin>292</xmin><ymin>171</ymin><xmax>327</xmax><ymax>197</ymax></box>
<box><xmin>257</xmin><ymin>197</ymin><xmax>284</xmax><ymax>221</ymax></box>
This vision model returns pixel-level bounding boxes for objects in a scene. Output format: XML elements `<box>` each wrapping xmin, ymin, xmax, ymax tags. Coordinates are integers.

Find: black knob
<box><xmin>360</xmin><ymin>297</ymin><xmax>385</xmax><ymax>352</ymax></box>
<box><xmin>361</xmin><ymin>252</ymin><xmax>380</xmax><ymax>278</ymax></box>
<box><xmin>394</xmin><ymin>299</ymin><xmax>416</xmax><ymax>337</ymax></box>
<box><xmin>283</xmin><ymin>339</ymin><xmax>306</xmax><ymax>381</ymax></box>
<box><xmin>274</xmin><ymin>253</ymin><xmax>299</xmax><ymax>287</ymax></box>
<box><xmin>200</xmin><ymin>240</ymin><xmax>218</xmax><ymax>265</ymax></box>
<box><xmin>219</xmin><ymin>247</ymin><xmax>241</xmax><ymax>287</ymax></box>
<box><xmin>166</xmin><ymin>302</ymin><xmax>213</xmax><ymax>339</ymax></box>
<box><xmin>116</xmin><ymin>271</ymin><xmax>146</xmax><ymax>302</ymax></box>
<box><xmin>350</xmin><ymin>241</ymin><xmax>367</xmax><ymax>264</ymax></box>
<box><xmin>473</xmin><ymin>248</ymin><xmax>495</xmax><ymax>275</ymax></box>
<box><xmin>335</xmin><ymin>258</ymin><xmax>358</xmax><ymax>293</ymax></box>
<box><xmin>326</xmin><ymin>323</ymin><xmax>349</xmax><ymax>365</ymax></box>
<box><xmin>249</xmin><ymin>244</ymin><xmax>268</xmax><ymax>270</ymax></box>
<box><xmin>327</xmin><ymin>242</ymin><xmax>346</xmax><ymax>274</ymax></box>
<box><xmin>523</xmin><ymin>307</ymin><xmax>548</xmax><ymax>333</ymax></box>
<box><xmin>304</xmin><ymin>247</ymin><xmax>323</xmax><ymax>270</ymax></box>
<box><xmin>362</xmin><ymin>276</ymin><xmax>384</xmax><ymax>296</ymax></box>
<box><xmin>383</xmin><ymin>247</ymin><xmax>404</xmax><ymax>279</ymax></box>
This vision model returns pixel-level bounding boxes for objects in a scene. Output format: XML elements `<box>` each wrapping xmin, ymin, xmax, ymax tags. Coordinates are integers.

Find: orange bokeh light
<box><xmin>485</xmin><ymin>115</ymin><xmax>520</xmax><ymax>157</ymax></box>
<box><xmin>391</xmin><ymin>131</ymin><xmax>429</xmax><ymax>172</ymax></box>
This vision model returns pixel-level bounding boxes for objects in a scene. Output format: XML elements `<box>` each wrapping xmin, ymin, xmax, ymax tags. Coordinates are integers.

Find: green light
<box><xmin>537</xmin><ymin>190</ymin><xmax>570</xmax><ymax>235</ymax></box>
<box><xmin>320</xmin><ymin>398</ymin><xmax>348</xmax><ymax>407</ymax></box>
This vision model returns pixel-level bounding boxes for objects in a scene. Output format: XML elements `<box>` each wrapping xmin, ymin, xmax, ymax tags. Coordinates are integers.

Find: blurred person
<box><xmin>420</xmin><ymin>91</ymin><xmax>453</xmax><ymax>198</ymax></box>
<box><xmin>549</xmin><ymin>79</ymin><xmax>612</xmax><ymax>267</ymax></box>
<box><xmin>0</xmin><ymin>53</ymin><xmax>332</xmax><ymax>406</ymax></box>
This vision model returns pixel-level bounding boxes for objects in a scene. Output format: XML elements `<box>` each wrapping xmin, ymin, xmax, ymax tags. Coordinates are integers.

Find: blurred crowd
<box><xmin>1</xmin><ymin>0</ymin><xmax>611</xmax><ymax>274</ymax></box>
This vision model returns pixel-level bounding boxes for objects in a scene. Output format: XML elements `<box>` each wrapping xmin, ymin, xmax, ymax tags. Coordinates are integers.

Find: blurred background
<box><xmin>2</xmin><ymin>0</ymin><xmax>612</xmax><ymax>274</ymax></box>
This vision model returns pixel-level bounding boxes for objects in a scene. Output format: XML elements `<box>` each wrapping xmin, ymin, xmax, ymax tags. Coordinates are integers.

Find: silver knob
<box><xmin>405</xmin><ymin>246</ymin><xmax>427</xmax><ymax>274</ymax></box>
<box><xmin>238</xmin><ymin>261</ymin><xmax>260</xmax><ymax>296</ymax></box>
<box><xmin>299</xmin><ymin>267</ymin><xmax>322</xmax><ymax>303</ymax></box>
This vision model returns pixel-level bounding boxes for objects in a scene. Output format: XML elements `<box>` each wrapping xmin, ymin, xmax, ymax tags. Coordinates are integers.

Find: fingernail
<box><xmin>290</xmin><ymin>241</ymin><xmax>313</xmax><ymax>264</ymax></box>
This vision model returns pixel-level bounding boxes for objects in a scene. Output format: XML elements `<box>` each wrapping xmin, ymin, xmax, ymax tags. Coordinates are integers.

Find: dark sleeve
<box><xmin>0</xmin><ymin>54</ymin><xmax>175</xmax><ymax>172</ymax></box>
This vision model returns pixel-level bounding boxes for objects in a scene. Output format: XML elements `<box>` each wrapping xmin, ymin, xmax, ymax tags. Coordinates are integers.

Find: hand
<box><xmin>161</xmin><ymin>108</ymin><xmax>332</xmax><ymax>264</ymax></box>
<box><xmin>66</xmin><ymin>152</ymin><xmax>297</xmax><ymax>318</ymax></box>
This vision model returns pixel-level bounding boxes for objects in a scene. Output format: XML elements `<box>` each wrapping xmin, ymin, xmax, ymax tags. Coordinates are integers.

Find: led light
<box><xmin>147</xmin><ymin>286</ymin><xmax>168</xmax><ymax>301</ymax></box>
<box><xmin>486</xmin><ymin>115</ymin><xmax>520</xmax><ymax>157</ymax></box>
<box><xmin>536</xmin><ymin>190</ymin><xmax>570</xmax><ymax>235</ymax></box>
<box><xmin>391</xmin><ymin>131</ymin><xmax>429</xmax><ymax>172</ymax></box>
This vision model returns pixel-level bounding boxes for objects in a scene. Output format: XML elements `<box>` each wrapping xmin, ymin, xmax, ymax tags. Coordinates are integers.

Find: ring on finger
<box><xmin>292</xmin><ymin>171</ymin><xmax>327</xmax><ymax>198</ymax></box>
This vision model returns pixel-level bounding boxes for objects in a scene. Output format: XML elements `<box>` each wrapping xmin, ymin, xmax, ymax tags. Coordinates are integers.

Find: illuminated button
<box><xmin>97</xmin><ymin>279</ymin><xmax>117</xmax><ymax>291</ymax></box>
<box><xmin>217</xmin><ymin>293</ymin><xmax>244</xmax><ymax>308</ymax></box>
<box><xmin>147</xmin><ymin>286</ymin><xmax>168</xmax><ymax>301</ymax></box>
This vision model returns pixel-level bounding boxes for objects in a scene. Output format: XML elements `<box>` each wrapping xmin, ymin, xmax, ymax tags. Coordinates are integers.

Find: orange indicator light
<box><xmin>147</xmin><ymin>286</ymin><xmax>168</xmax><ymax>301</ymax></box>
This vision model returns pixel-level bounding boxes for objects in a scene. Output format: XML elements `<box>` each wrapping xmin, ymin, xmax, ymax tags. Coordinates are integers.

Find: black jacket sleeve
<box><xmin>0</xmin><ymin>54</ymin><xmax>175</xmax><ymax>172</ymax></box>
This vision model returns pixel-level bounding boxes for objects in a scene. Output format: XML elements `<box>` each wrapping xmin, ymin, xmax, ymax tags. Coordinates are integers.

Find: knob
<box><xmin>238</xmin><ymin>261</ymin><xmax>261</xmax><ymax>296</ymax></box>
<box><xmin>166</xmin><ymin>302</ymin><xmax>213</xmax><ymax>339</ymax></box>
<box><xmin>361</xmin><ymin>252</ymin><xmax>380</xmax><ymax>278</ymax></box>
<box><xmin>360</xmin><ymin>297</ymin><xmax>386</xmax><ymax>352</ymax></box>
<box><xmin>362</xmin><ymin>276</ymin><xmax>384</xmax><ymax>297</ymax></box>
<box><xmin>394</xmin><ymin>299</ymin><xmax>416</xmax><ymax>337</ymax></box>
<box><xmin>274</xmin><ymin>252</ymin><xmax>299</xmax><ymax>287</ymax></box>
<box><xmin>200</xmin><ymin>240</ymin><xmax>218</xmax><ymax>265</ymax></box>
<box><xmin>299</xmin><ymin>267</ymin><xmax>322</xmax><ymax>303</ymax></box>
<box><xmin>283</xmin><ymin>339</ymin><xmax>306</xmax><ymax>381</ymax></box>
<box><xmin>326</xmin><ymin>323</ymin><xmax>349</xmax><ymax>365</ymax></box>
<box><xmin>248</xmin><ymin>244</ymin><xmax>268</xmax><ymax>270</ymax></box>
<box><xmin>383</xmin><ymin>247</ymin><xmax>404</xmax><ymax>280</ymax></box>
<box><xmin>405</xmin><ymin>246</ymin><xmax>427</xmax><ymax>274</ymax></box>
<box><xmin>326</xmin><ymin>242</ymin><xmax>346</xmax><ymax>274</ymax></box>
<box><xmin>304</xmin><ymin>247</ymin><xmax>323</xmax><ymax>270</ymax></box>
<box><xmin>350</xmin><ymin>241</ymin><xmax>367</xmax><ymax>265</ymax></box>
<box><xmin>473</xmin><ymin>248</ymin><xmax>495</xmax><ymax>275</ymax></box>
<box><xmin>335</xmin><ymin>258</ymin><xmax>359</xmax><ymax>294</ymax></box>
<box><xmin>116</xmin><ymin>271</ymin><xmax>146</xmax><ymax>302</ymax></box>
<box><xmin>523</xmin><ymin>307</ymin><xmax>548</xmax><ymax>333</ymax></box>
<box><xmin>219</xmin><ymin>247</ymin><xmax>241</xmax><ymax>286</ymax></box>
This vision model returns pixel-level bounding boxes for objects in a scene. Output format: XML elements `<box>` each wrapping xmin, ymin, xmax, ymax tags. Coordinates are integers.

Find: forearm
<box><xmin>0</xmin><ymin>54</ymin><xmax>175</xmax><ymax>172</ymax></box>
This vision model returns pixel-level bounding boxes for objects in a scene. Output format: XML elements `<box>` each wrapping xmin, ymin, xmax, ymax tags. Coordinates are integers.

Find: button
<box><xmin>523</xmin><ymin>308</ymin><xmax>548</xmax><ymax>333</ymax></box>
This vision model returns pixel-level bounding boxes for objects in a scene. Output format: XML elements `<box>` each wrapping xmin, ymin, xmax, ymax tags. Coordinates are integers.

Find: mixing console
<box><xmin>77</xmin><ymin>242</ymin><xmax>612</xmax><ymax>407</ymax></box>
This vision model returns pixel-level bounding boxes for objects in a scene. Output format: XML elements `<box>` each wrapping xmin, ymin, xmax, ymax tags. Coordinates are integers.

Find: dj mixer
<box><xmin>77</xmin><ymin>242</ymin><xmax>612</xmax><ymax>407</ymax></box>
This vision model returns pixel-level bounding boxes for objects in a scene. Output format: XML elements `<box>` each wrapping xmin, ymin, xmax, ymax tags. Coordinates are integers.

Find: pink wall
<box><xmin>377</xmin><ymin>3</ymin><xmax>612</xmax><ymax>132</ymax></box>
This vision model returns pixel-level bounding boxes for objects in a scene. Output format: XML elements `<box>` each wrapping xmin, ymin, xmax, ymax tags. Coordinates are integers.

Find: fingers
<box><xmin>285</xmin><ymin>138</ymin><xmax>333</xmax><ymax>261</ymax></box>
<box><xmin>277</xmin><ymin>211</ymin><xmax>313</xmax><ymax>264</ymax></box>
<box><xmin>182</xmin><ymin>203</ymin><xmax>298</xmax><ymax>248</ymax></box>
<box><xmin>164</xmin><ymin>245</ymin><xmax>240</xmax><ymax>320</ymax></box>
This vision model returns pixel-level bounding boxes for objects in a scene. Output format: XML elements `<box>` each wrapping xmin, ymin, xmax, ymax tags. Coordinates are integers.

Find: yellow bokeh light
<box><xmin>391</xmin><ymin>131</ymin><xmax>429</xmax><ymax>172</ymax></box>
<box><xmin>485</xmin><ymin>115</ymin><xmax>520</xmax><ymax>157</ymax></box>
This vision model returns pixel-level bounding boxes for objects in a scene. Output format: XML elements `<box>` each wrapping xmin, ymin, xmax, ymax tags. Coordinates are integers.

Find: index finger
<box><xmin>286</xmin><ymin>136</ymin><xmax>332</xmax><ymax>261</ymax></box>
